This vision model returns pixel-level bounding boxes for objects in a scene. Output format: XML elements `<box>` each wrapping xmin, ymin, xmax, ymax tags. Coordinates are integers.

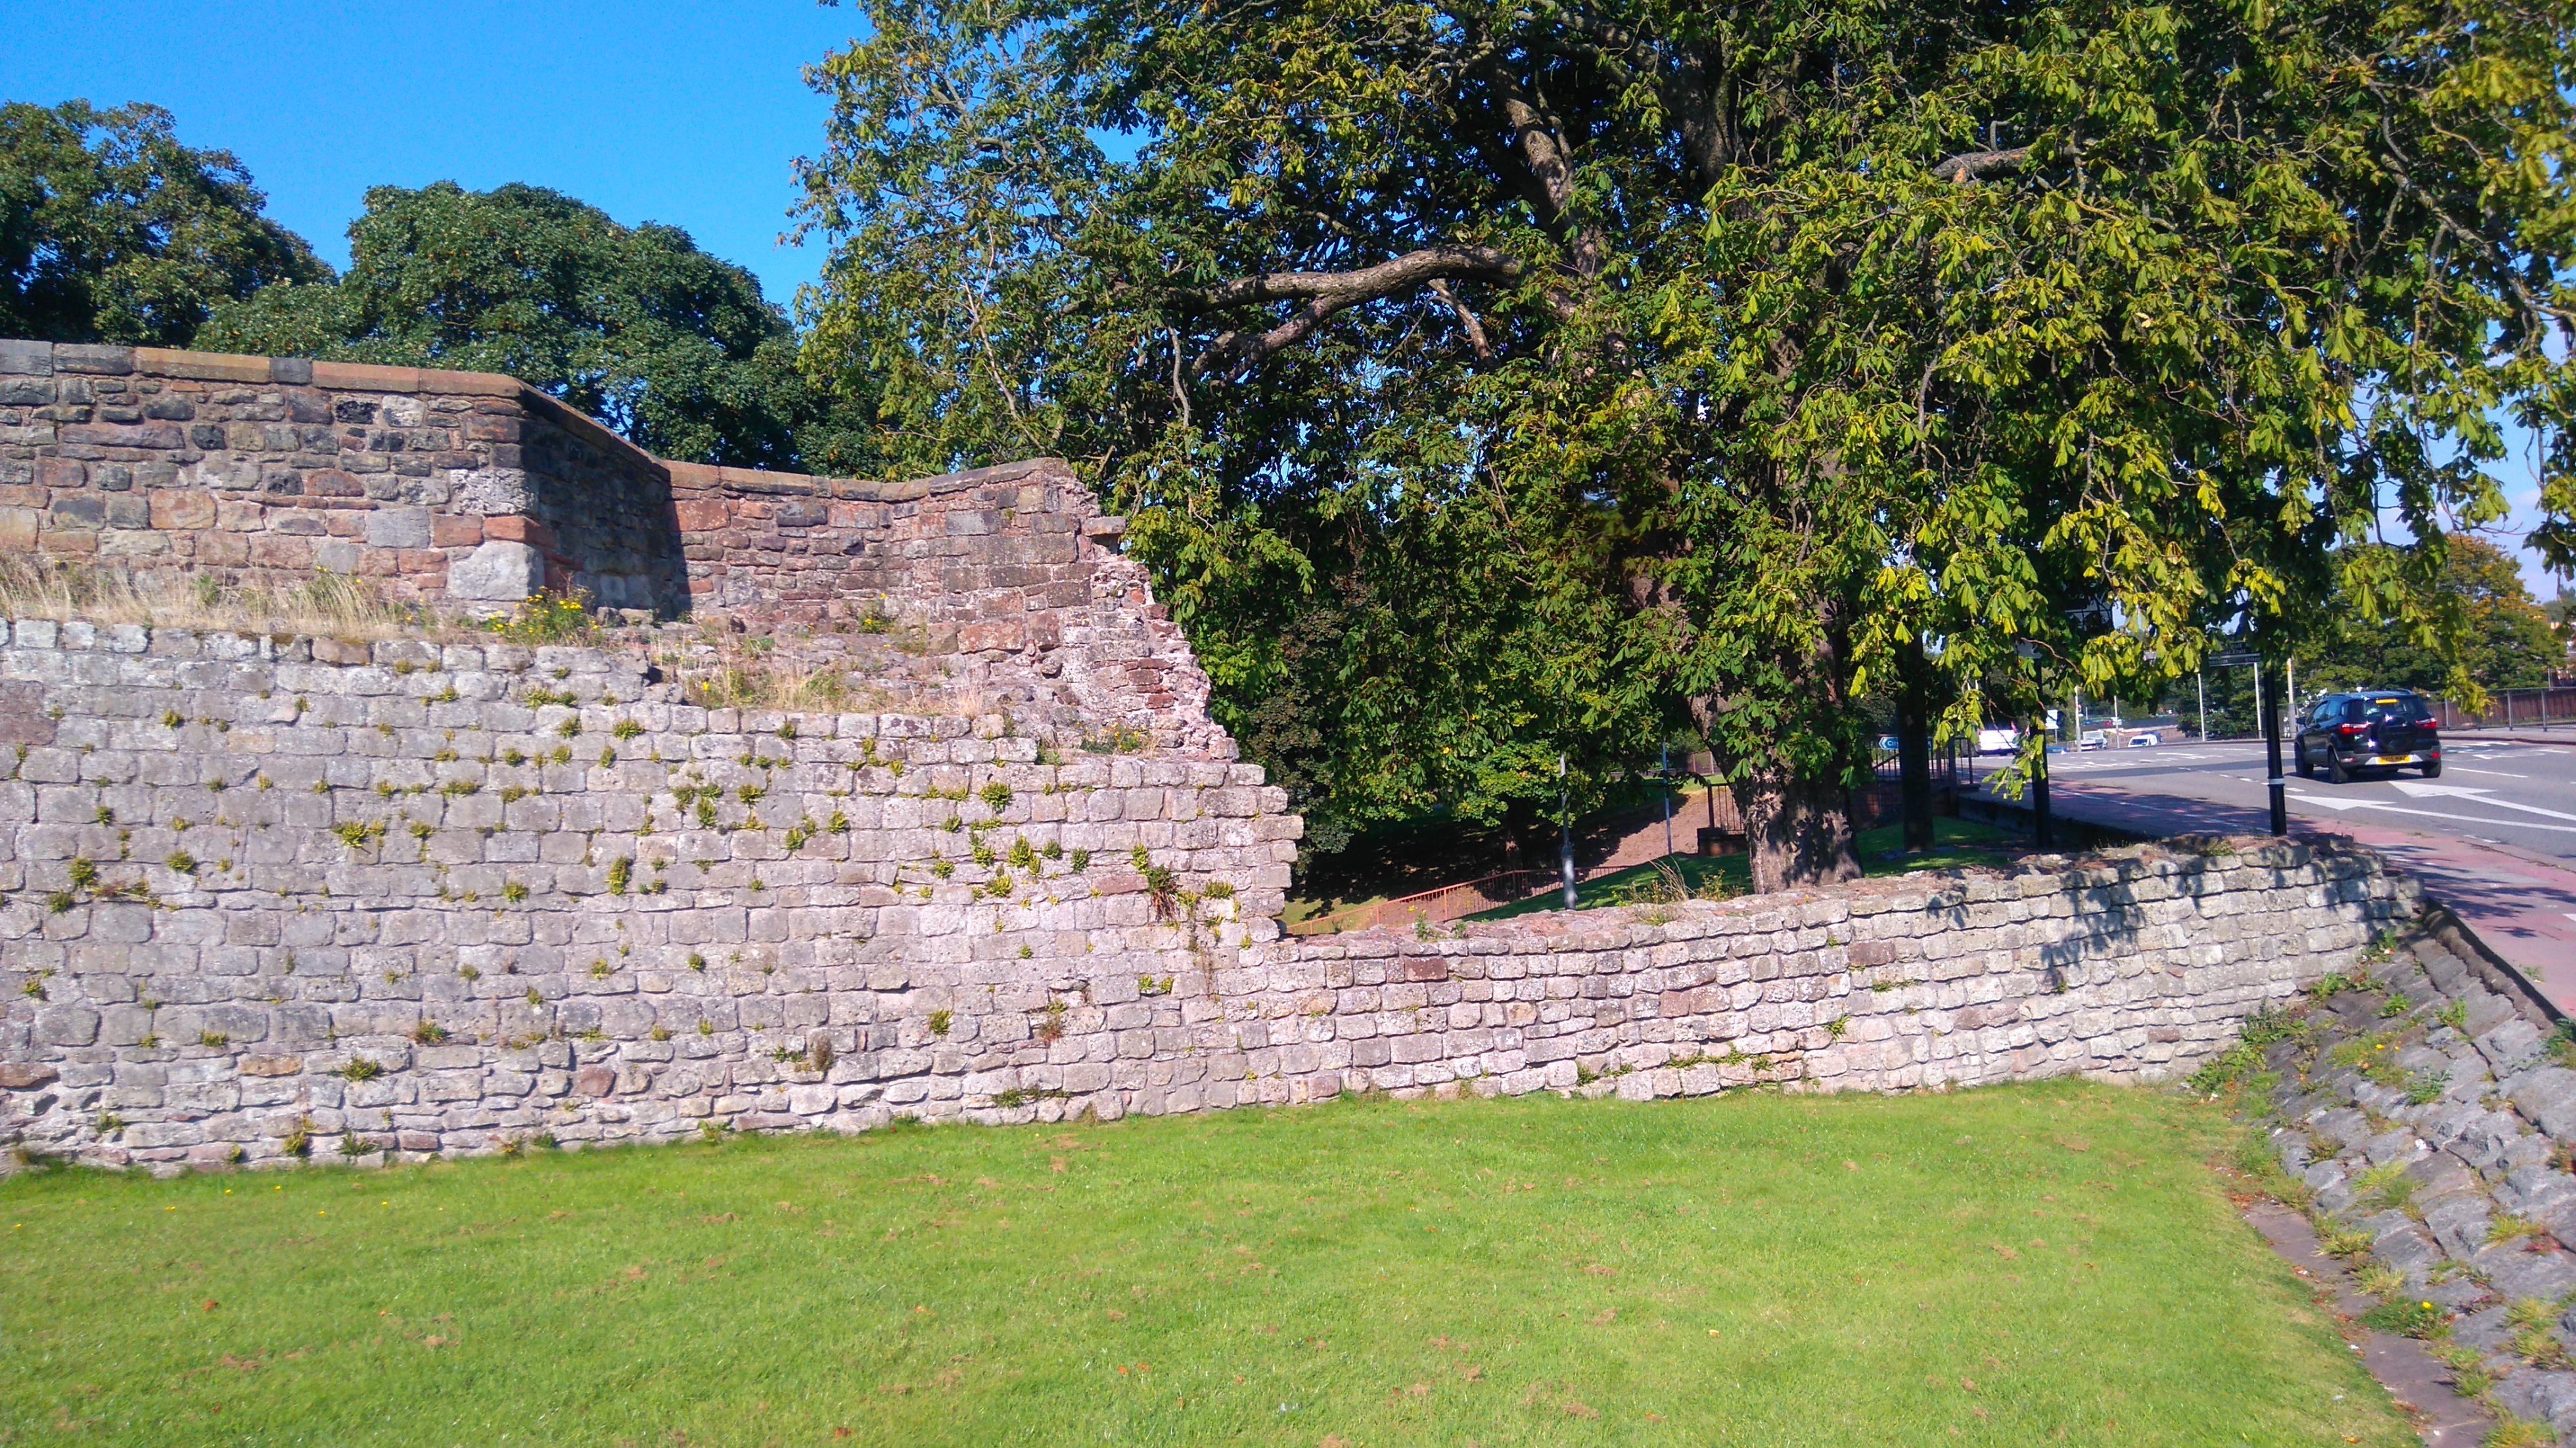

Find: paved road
<box><xmin>1972</xmin><ymin>733</ymin><xmax>2576</xmax><ymax>1012</ymax></box>
<box><xmin>2041</xmin><ymin>735</ymin><xmax>2576</xmax><ymax>865</ymax></box>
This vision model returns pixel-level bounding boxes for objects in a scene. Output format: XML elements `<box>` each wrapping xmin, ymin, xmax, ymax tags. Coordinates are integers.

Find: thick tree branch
<box><xmin>1931</xmin><ymin>146</ymin><xmax>2031</xmax><ymax>183</ymax></box>
<box><xmin>1428</xmin><ymin>278</ymin><xmax>1493</xmax><ymax>361</ymax></box>
<box><xmin>1478</xmin><ymin>64</ymin><xmax>1607</xmax><ymax>279</ymax></box>
<box><xmin>1182</xmin><ymin>244</ymin><xmax>1521</xmax><ymax>376</ymax></box>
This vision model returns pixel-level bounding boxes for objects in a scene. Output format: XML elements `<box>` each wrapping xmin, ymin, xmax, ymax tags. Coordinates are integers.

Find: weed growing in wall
<box><xmin>482</xmin><ymin>589</ymin><xmax>593</xmax><ymax>644</ymax></box>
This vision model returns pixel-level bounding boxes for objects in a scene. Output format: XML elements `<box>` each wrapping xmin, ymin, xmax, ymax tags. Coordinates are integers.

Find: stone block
<box><xmin>2493</xmin><ymin>1369</ymin><xmax>2576</xmax><ymax>1439</ymax></box>
<box><xmin>54</xmin><ymin>344</ymin><xmax>134</xmax><ymax>374</ymax></box>
<box><xmin>364</xmin><ymin>507</ymin><xmax>433</xmax><ymax>549</ymax></box>
<box><xmin>2510</xmin><ymin>1067</ymin><xmax>2576</xmax><ymax>1141</ymax></box>
<box><xmin>674</xmin><ymin>499</ymin><xmax>729</xmax><ymax>532</ymax></box>
<box><xmin>482</xmin><ymin>514</ymin><xmax>557</xmax><ymax>547</ymax></box>
<box><xmin>2481</xmin><ymin>1018</ymin><xmax>2548</xmax><ymax>1075</ymax></box>
<box><xmin>444</xmin><ymin>540</ymin><xmax>541</xmax><ymax>602</ymax></box>
<box><xmin>2370</xmin><ymin>1223</ymin><xmax>2442</xmax><ymax>1273</ymax></box>
<box><xmin>452</xmin><ymin>470</ymin><xmax>532</xmax><ymax>515</ymax></box>
<box><xmin>2475</xmin><ymin>1240</ymin><xmax>2576</xmax><ymax>1303</ymax></box>
<box><xmin>146</xmin><ymin>490</ymin><xmax>217</xmax><ymax>530</ymax></box>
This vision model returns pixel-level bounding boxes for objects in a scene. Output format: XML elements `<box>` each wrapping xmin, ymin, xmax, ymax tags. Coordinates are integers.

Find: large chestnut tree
<box><xmin>793</xmin><ymin>0</ymin><xmax>2576</xmax><ymax>889</ymax></box>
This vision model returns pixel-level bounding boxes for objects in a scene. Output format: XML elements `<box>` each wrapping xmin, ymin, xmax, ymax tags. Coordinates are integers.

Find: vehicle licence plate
<box><xmin>2372</xmin><ymin>754</ymin><xmax>2418</xmax><ymax>765</ymax></box>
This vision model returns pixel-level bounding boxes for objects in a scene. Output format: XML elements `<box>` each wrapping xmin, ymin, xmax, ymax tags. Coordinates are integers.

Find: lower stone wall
<box><xmin>0</xmin><ymin>608</ymin><xmax>2418</xmax><ymax>1170</ymax></box>
<box><xmin>1222</xmin><ymin>838</ymin><xmax>2417</xmax><ymax>1110</ymax></box>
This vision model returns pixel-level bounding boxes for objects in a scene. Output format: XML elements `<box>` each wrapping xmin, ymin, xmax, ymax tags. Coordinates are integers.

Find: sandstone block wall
<box><xmin>0</xmin><ymin>338</ymin><xmax>682</xmax><ymax>614</ymax></box>
<box><xmin>0</xmin><ymin>340</ymin><xmax>1229</xmax><ymax>758</ymax></box>
<box><xmin>0</xmin><ymin>337</ymin><xmax>2431</xmax><ymax>1172</ymax></box>
<box><xmin>1223</xmin><ymin>839</ymin><xmax>2418</xmax><ymax>1108</ymax></box>
<box><xmin>0</xmin><ymin>623</ymin><xmax>1295</xmax><ymax>1169</ymax></box>
<box><xmin>0</xmin><ymin>612</ymin><xmax>2417</xmax><ymax>1171</ymax></box>
<box><xmin>660</xmin><ymin>457</ymin><xmax>1235</xmax><ymax>760</ymax></box>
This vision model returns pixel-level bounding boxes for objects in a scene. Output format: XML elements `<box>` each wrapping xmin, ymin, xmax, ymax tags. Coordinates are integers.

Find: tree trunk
<box><xmin>1732</xmin><ymin>761</ymin><xmax>1862</xmax><ymax>895</ymax></box>
<box><xmin>1896</xmin><ymin>637</ymin><xmax>1935</xmax><ymax>851</ymax></box>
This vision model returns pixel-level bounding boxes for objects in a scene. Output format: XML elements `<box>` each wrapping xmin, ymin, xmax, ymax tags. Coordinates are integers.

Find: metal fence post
<box><xmin>2262</xmin><ymin>659</ymin><xmax>2288</xmax><ymax>836</ymax></box>
<box><xmin>1558</xmin><ymin>752</ymin><xmax>1576</xmax><ymax>910</ymax></box>
<box><xmin>1661</xmin><ymin>744</ymin><xmax>1674</xmax><ymax>861</ymax></box>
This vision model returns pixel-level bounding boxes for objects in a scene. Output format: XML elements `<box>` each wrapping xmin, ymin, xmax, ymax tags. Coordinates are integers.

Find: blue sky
<box><xmin>3</xmin><ymin>0</ymin><xmax>860</xmax><ymax>307</ymax></box>
<box><xmin>7</xmin><ymin>3</ymin><xmax>2567</xmax><ymax>600</ymax></box>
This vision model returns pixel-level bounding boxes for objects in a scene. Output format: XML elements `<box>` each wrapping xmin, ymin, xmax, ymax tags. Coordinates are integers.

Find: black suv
<box><xmin>2293</xmin><ymin>689</ymin><xmax>2443</xmax><ymax>783</ymax></box>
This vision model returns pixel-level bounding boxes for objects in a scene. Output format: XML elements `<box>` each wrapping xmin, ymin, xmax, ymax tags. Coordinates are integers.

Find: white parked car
<box><xmin>2126</xmin><ymin>731</ymin><xmax>2161</xmax><ymax>747</ymax></box>
<box><xmin>2079</xmin><ymin>730</ymin><xmax>2107</xmax><ymax>751</ymax></box>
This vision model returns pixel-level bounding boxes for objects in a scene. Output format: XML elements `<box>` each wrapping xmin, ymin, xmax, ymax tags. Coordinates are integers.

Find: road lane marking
<box><xmin>2282</xmin><ymin>792</ymin><xmax>2576</xmax><ymax>834</ymax></box>
<box><xmin>2388</xmin><ymin>781</ymin><xmax>2576</xmax><ymax>823</ymax></box>
<box><xmin>2445</xmin><ymin>767</ymin><xmax>2530</xmax><ymax>779</ymax></box>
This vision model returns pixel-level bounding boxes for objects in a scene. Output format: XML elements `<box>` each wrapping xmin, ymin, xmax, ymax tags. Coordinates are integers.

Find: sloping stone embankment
<box><xmin>2216</xmin><ymin>932</ymin><xmax>2576</xmax><ymax>1435</ymax></box>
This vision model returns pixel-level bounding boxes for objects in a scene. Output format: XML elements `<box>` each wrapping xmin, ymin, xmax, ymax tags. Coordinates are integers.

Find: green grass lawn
<box><xmin>0</xmin><ymin>1083</ymin><xmax>2403</xmax><ymax>1447</ymax></box>
<box><xmin>1467</xmin><ymin>816</ymin><xmax>2022</xmax><ymax>924</ymax></box>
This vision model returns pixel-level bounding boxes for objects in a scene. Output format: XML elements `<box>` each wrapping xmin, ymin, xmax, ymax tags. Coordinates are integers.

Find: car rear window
<box><xmin>2363</xmin><ymin>695</ymin><xmax>2431</xmax><ymax>723</ymax></box>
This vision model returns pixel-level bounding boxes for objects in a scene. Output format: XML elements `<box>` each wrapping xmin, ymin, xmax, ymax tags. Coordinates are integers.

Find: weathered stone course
<box><xmin>0</xmin><ymin>340</ymin><xmax>1235</xmax><ymax>759</ymax></box>
<box><xmin>0</xmin><ymin>339</ymin><xmax>678</xmax><ymax>612</ymax></box>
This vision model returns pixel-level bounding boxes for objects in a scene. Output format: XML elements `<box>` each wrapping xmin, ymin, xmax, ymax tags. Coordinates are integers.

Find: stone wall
<box><xmin>0</xmin><ymin>336</ymin><xmax>2432</xmax><ymax>1171</ymax></box>
<box><xmin>0</xmin><ymin>338</ymin><xmax>682</xmax><ymax>614</ymax></box>
<box><xmin>0</xmin><ymin>614</ymin><xmax>2420</xmax><ymax>1169</ymax></box>
<box><xmin>0</xmin><ymin>340</ymin><xmax>1228</xmax><ymax>757</ymax></box>
<box><xmin>660</xmin><ymin>457</ymin><xmax>1235</xmax><ymax>761</ymax></box>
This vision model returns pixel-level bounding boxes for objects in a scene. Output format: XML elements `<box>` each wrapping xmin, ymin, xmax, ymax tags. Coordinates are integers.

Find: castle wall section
<box><xmin>0</xmin><ymin>623</ymin><xmax>2418</xmax><ymax>1170</ymax></box>
<box><xmin>0</xmin><ymin>339</ymin><xmax>683</xmax><ymax>614</ymax></box>
<box><xmin>0</xmin><ymin>341</ymin><xmax>1229</xmax><ymax>758</ymax></box>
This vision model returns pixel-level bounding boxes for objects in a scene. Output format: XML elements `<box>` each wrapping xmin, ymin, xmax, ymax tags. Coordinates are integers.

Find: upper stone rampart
<box><xmin>0</xmin><ymin>338</ymin><xmax>1232</xmax><ymax>759</ymax></box>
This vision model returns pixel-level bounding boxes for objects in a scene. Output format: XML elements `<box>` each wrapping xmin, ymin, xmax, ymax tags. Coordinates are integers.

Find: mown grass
<box><xmin>0</xmin><ymin>1082</ymin><xmax>2404</xmax><ymax>1446</ymax></box>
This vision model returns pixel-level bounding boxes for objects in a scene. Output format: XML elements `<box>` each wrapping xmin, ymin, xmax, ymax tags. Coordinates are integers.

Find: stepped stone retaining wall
<box><xmin>0</xmin><ymin>613</ymin><xmax>2420</xmax><ymax>1171</ymax></box>
<box><xmin>0</xmin><ymin>338</ymin><xmax>2435</xmax><ymax>1171</ymax></box>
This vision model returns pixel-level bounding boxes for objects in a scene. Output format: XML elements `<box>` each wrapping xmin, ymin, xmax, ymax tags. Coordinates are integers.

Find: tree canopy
<box><xmin>0</xmin><ymin>99</ymin><xmax>327</xmax><ymax>347</ymax></box>
<box><xmin>2306</xmin><ymin>536</ymin><xmax>2563</xmax><ymax>694</ymax></box>
<box><xmin>793</xmin><ymin>0</ymin><xmax>2576</xmax><ymax>888</ymax></box>
<box><xmin>201</xmin><ymin>181</ymin><xmax>872</xmax><ymax>470</ymax></box>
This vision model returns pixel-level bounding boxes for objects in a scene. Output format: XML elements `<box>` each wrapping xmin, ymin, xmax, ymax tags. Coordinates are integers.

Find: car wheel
<box><xmin>2294</xmin><ymin>743</ymin><xmax>2313</xmax><ymax>779</ymax></box>
<box><xmin>2328</xmin><ymin>751</ymin><xmax>2349</xmax><ymax>784</ymax></box>
<box><xmin>2422</xmin><ymin>759</ymin><xmax>2441</xmax><ymax>779</ymax></box>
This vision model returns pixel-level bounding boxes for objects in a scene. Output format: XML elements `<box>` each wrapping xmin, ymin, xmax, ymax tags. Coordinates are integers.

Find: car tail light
<box><xmin>2336</xmin><ymin>723</ymin><xmax>2366</xmax><ymax>735</ymax></box>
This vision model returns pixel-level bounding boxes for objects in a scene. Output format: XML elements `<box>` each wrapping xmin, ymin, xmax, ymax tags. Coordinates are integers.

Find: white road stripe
<box><xmin>2282</xmin><ymin>792</ymin><xmax>2576</xmax><ymax>834</ymax></box>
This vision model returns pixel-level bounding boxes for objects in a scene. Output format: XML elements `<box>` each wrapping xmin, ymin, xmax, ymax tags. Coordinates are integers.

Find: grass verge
<box><xmin>1465</xmin><ymin>815</ymin><xmax>2021</xmax><ymax>924</ymax></box>
<box><xmin>0</xmin><ymin>1082</ymin><xmax>2405</xmax><ymax>1445</ymax></box>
